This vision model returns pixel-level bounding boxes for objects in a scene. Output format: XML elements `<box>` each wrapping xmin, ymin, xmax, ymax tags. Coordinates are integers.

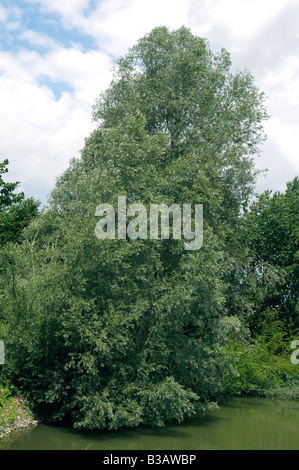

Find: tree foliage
<box><xmin>242</xmin><ymin>177</ymin><xmax>299</xmax><ymax>332</ymax></box>
<box><xmin>0</xmin><ymin>27</ymin><xmax>269</xmax><ymax>430</ymax></box>
<box><xmin>0</xmin><ymin>159</ymin><xmax>39</xmax><ymax>246</ymax></box>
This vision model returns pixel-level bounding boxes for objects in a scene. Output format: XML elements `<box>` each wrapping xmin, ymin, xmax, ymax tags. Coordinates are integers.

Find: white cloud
<box><xmin>189</xmin><ymin>0</ymin><xmax>295</xmax><ymax>51</ymax></box>
<box><xmin>264</xmin><ymin>118</ymin><xmax>299</xmax><ymax>172</ymax></box>
<box><xmin>1</xmin><ymin>4</ymin><xmax>23</xmax><ymax>30</ymax></box>
<box><xmin>25</xmin><ymin>0</ymin><xmax>88</xmax><ymax>20</ymax></box>
<box><xmin>25</xmin><ymin>0</ymin><xmax>190</xmax><ymax>56</ymax></box>
<box><xmin>0</xmin><ymin>45</ymin><xmax>113</xmax><ymax>202</ymax></box>
<box><xmin>257</xmin><ymin>54</ymin><xmax>299</xmax><ymax>182</ymax></box>
<box><xmin>36</xmin><ymin>47</ymin><xmax>113</xmax><ymax>105</ymax></box>
<box><xmin>19</xmin><ymin>29</ymin><xmax>58</xmax><ymax>49</ymax></box>
<box><xmin>0</xmin><ymin>76</ymin><xmax>90</xmax><ymax>201</ymax></box>
<box><xmin>6</xmin><ymin>21</ymin><xmax>22</xmax><ymax>31</ymax></box>
<box><xmin>0</xmin><ymin>5</ymin><xmax>8</xmax><ymax>22</ymax></box>
<box><xmin>82</xmin><ymin>0</ymin><xmax>190</xmax><ymax>55</ymax></box>
<box><xmin>262</xmin><ymin>55</ymin><xmax>299</xmax><ymax>113</ymax></box>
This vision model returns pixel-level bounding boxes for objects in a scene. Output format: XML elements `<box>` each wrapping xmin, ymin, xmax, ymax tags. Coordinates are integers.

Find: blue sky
<box><xmin>0</xmin><ymin>0</ymin><xmax>298</xmax><ymax>206</ymax></box>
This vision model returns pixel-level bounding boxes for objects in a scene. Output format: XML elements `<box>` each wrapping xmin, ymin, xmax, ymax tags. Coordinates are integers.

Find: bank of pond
<box><xmin>0</xmin><ymin>397</ymin><xmax>299</xmax><ymax>450</ymax></box>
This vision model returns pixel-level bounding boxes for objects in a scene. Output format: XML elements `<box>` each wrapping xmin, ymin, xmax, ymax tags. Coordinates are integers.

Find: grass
<box><xmin>0</xmin><ymin>381</ymin><xmax>37</xmax><ymax>438</ymax></box>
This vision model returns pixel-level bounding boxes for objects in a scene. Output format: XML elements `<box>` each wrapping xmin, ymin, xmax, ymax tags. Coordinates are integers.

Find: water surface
<box><xmin>1</xmin><ymin>397</ymin><xmax>299</xmax><ymax>450</ymax></box>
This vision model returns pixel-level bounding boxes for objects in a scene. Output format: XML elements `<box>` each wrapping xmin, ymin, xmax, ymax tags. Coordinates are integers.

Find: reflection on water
<box><xmin>1</xmin><ymin>397</ymin><xmax>299</xmax><ymax>450</ymax></box>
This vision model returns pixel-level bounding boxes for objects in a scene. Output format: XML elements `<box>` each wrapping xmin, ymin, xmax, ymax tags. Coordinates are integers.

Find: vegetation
<box><xmin>0</xmin><ymin>26</ymin><xmax>298</xmax><ymax>432</ymax></box>
<box><xmin>0</xmin><ymin>160</ymin><xmax>40</xmax><ymax>435</ymax></box>
<box><xmin>0</xmin><ymin>159</ymin><xmax>40</xmax><ymax>247</ymax></box>
<box><xmin>0</xmin><ymin>383</ymin><xmax>19</xmax><ymax>433</ymax></box>
<box><xmin>0</xmin><ymin>381</ymin><xmax>37</xmax><ymax>438</ymax></box>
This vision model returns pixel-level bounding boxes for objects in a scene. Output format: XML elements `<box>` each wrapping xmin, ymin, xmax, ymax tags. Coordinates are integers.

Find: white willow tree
<box><xmin>1</xmin><ymin>26</ymin><xmax>267</xmax><ymax>430</ymax></box>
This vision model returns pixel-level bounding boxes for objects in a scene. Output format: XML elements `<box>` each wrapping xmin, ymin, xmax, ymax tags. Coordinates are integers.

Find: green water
<box><xmin>1</xmin><ymin>397</ymin><xmax>299</xmax><ymax>450</ymax></box>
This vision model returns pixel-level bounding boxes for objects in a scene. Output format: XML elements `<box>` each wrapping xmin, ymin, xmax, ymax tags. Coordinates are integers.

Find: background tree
<box><xmin>0</xmin><ymin>159</ymin><xmax>39</xmax><ymax>246</ymax></box>
<box><xmin>242</xmin><ymin>177</ymin><xmax>299</xmax><ymax>333</ymax></box>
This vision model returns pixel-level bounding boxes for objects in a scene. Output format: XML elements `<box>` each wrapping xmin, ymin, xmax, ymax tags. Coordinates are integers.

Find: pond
<box><xmin>1</xmin><ymin>397</ymin><xmax>299</xmax><ymax>450</ymax></box>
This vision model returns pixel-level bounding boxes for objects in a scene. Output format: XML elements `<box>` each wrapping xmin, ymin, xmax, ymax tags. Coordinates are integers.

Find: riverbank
<box><xmin>0</xmin><ymin>392</ymin><xmax>38</xmax><ymax>439</ymax></box>
<box><xmin>1</xmin><ymin>397</ymin><xmax>299</xmax><ymax>450</ymax></box>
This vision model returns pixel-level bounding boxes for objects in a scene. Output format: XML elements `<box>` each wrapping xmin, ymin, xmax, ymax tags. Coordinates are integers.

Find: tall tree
<box><xmin>1</xmin><ymin>27</ymin><xmax>267</xmax><ymax>430</ymax></box>
<box><xmin>93</xmin><ymin>26</ymin><xmax>267</xmax><ymax>235</ymax></box>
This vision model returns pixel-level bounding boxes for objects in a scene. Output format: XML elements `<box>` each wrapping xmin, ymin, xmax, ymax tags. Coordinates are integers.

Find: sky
<box><xmin>0</xmin><ymin>0</ymin><xmax>298</xmax><ymax>206</ymax></box>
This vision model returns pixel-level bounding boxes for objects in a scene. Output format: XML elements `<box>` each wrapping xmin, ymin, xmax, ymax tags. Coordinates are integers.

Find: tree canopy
<box><xmin>0</xmin><ymin>27</ymin><xmax>273</xmax><ymax>430</ymax></box>
<box><xmin>242</xmin><ymin>177</ymin><xmax>299</xmax><ymax>331</ymax></box>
